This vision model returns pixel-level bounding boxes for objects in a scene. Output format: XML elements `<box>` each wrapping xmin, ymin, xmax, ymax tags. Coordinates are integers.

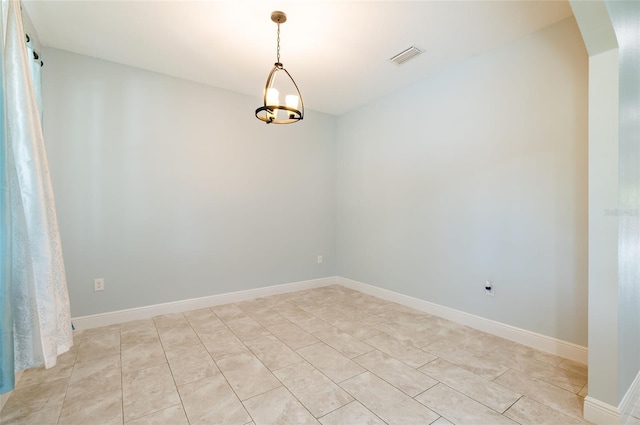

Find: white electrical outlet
<box><xmin>484</xmin><ymin>280</ymin><xmax>494</xmax><ymax>296</ymax></box>
<box><xmin>317</xmin><ymin>255</ymin><xmax>323</xmax><ymax>264</ymax></box>
<box><xmin>94</xmin><ymin>278</ymin><xmax>105</xmax><ymax>292</ymax></box>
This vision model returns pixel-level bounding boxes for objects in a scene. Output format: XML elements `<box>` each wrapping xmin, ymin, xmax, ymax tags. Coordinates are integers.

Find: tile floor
<box><xmin>623</xmin><ymin>399</ymin><xmax>640</xmax><ymax>425</ymax></box>
<box><xmin>0</xmin><ymin>285</ymin><xmax>604</xmax><ymax>425</ymax></box>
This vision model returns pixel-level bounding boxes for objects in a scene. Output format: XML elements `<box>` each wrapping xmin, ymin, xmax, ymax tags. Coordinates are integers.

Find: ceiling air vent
<box><xmin>390</xmin><ymin>46</ymin><xmax>424</xmax><ymax>65</ymax></box>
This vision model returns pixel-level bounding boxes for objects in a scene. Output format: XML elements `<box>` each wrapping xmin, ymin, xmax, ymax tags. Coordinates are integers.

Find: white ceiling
<box><xmin>23</xmin><ymin>0</ymin><xmax>574</xmax><ymax>116</ymax></box>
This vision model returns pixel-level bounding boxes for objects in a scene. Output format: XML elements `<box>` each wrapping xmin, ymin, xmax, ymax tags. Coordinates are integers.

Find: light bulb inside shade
<box><xmin>286</xmin><ymin>95</ymin><xmax>299</xmax><ymax>110</ymax></box>
<box><xmin>266</xmin><ymin>88</ymin><xmax>279</xmax><ymax>107</ymax></box>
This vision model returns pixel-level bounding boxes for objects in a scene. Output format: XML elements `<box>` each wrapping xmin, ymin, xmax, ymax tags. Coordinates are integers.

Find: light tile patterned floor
<box><xmin>1</xmin><ymin>285</ymin><xmax>600</xmax><ymax>425</ymax></box>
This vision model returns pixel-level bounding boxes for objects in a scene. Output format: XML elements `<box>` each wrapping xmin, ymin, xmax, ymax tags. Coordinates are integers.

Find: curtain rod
<box><xmin>25</xmin><ymin>33</ymin><xmax>44</xmax><ymax>67</ymax></box>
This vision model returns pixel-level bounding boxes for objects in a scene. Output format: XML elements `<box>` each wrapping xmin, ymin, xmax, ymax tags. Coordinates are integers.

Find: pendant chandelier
<box><xmin>255</xmin><ymin>11</ymin><xmax>304</xmax><ymax>124</ymax></box>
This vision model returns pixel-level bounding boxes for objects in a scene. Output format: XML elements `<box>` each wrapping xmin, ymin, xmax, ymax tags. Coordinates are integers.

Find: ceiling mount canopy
<box><xmin>255</xmin><ymin>11</ymin><xmax>304</xmax><ymax>124</ymax></box>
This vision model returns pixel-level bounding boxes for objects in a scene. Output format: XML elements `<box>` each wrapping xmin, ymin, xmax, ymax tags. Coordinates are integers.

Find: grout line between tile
<box><xmin>502</xmin><ymin>394</ymin><xmax>524</xmax><ymax>415</ymax></box>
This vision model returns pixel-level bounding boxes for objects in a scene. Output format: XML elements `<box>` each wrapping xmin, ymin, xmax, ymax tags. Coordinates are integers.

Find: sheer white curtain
<box><xmin>0</xmin><ymin>0</ymin><xmax>13</xmax><ymax>396</ymax></box>
<box><xmin>1</xmin><ymin>0</ymin><xmax>72</xmax><ymax>393</ymax></box>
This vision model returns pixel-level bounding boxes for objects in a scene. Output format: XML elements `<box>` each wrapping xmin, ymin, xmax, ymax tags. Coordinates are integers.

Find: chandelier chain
<box><xmin>276</xmin><ymin>23</ymin><xmax>281</xmax><ymax>64</ymax></box>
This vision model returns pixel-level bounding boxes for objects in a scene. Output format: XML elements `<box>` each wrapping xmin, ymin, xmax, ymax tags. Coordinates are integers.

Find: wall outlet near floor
<box><xmin>94</xmin><ymin>278</ymin><xmax>105</xmax><ymax>291</ymax></box>
<box><xmin>317</xmin><ymin>255</ymin><xmax>323</xmax><ymax>264</ymax></box>
<box><xmin>484</xmin><ymin>280</ymin><xmax>494</xmax><ymax>296</ymax></box>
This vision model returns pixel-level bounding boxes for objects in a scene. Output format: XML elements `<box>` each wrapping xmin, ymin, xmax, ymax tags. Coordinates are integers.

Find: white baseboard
<box><xmin>50</xmin><ymin>274</ymin><xmax>640</xmax><ymax>425</ymax></box>
<box><xmin>620</xmin><ymin>369</ymin><xmax>640</xmax><ymax>425</ymax></box>
<box><xmin>584</xmin><ymin>396</ymin><xmax>620</xmax><ymax>424</ymax></box>
<box><xmin>338</xmin><ymin>277</ymin><xmax>588</xmax><ymax>364</ymax></box>
<box><xmin>71</xmin><ymin>274</ymin><xmax>588</xmax><ymax>364</ymax></box>
<box><xmin>72</xmin><ymin>276</ymin><xmax>338</xmax><ymax>330</ymax></box>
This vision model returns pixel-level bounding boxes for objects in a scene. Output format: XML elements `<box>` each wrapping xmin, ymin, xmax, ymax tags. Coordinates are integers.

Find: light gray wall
<box><xmin>42</xmin><ymin>48</ymin><xmax>337</xmax><ymax>317</ymax></box>
<box><xmin>336</xmin><ymin>18</ymin><xmax>588</xmax><ymax>345</ymax></box>
<box><xmin>607</xmin><ymin>0</ymin><xmax>640</xmax><ymax>406</ymax></box>
<box><xmin>571</xmin><ymin>0</ymin><xmax>620</xmax><ymax>407</ymax></box>
<box><xmin>572</xmin><ymin>0</ymin><xmax>640</xmax><ymax>409</ymax></box>
<box><xmin>587</xmin><ymin>47</ymin><xmax>620</xmax><ymax>407</ymax></box>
